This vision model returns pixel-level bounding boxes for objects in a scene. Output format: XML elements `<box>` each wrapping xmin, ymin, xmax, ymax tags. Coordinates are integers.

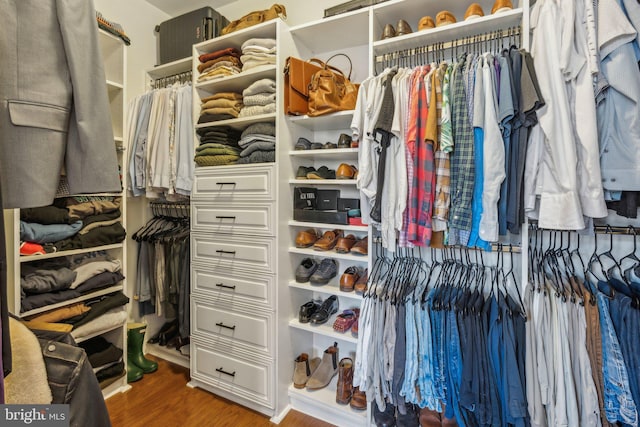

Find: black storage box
<box><xmin>294</xmin><ymin>209</ymin><xmax>349</xmax><ymax>225</ymax></box>
<box><xmin>294</xmin><ymin>187</ymin><xmax>318</xmax><ymax>210</ymax></box>
<box><xmin>338</xmin><ymin>198</ymin><xmax>360</xmax><ymax>211</ymax></box>
<box><xmin>316</xmin><ymin>190</ymin><xmax>340</xmax><ymax>211</ymax></box>
<box><xmin>155</xmin><ymin>7</ymin><xmax>228</xmax><ymax>65</ymax></box>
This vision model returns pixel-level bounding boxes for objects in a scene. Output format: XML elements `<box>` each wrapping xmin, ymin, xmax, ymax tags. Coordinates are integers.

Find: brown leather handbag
<box><xmin>283</xmin><ymin>57</ymin><xmax>324</xmax><ymax>116</ymax></box>
<box><xmin>307</xmin><ymin>54</ymin><xmax>359</xmax><ymax>117</ymax></box>
<box><xmin>221</xmin><ymin>4</ymin><xmax>286</xmax><ymax>35</ymax></box>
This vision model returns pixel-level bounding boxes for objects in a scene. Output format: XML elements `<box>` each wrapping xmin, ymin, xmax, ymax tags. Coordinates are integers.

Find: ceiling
<box><xmin>145</xmin><ymin>0</ymin><xmax>237</xmax><ymax>17</ymax></box>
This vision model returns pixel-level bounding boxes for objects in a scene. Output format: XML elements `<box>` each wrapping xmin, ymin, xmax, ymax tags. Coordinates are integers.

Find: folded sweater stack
<box><xmin>238</xmin><ymin>78</ymin><xmax>276</xmax><ymax>118</ymax></box>
<box><xmin>240</xmin><ymin>38</ymin><xmax>276</xmax><ymax>72</ymax></box>
<box><xmin>236</xmin><ymin>122</ymin><xmax>276</xmax><ymax>164</ymax></box>
<box><xmin>198</xmin><ymin>92</ymin><xmax>244</xmax><ymax>124</ymax></box>
<box><xmin>197</xmin><ymin>47</ymin><xmax>242</xmax><ymax>83</ymax></box>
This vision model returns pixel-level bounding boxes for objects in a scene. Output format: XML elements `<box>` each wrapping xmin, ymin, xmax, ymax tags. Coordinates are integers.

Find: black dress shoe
<box><xmin>299</xmin><ymin>300</ymin><xmax>320</xmax><ymax>323</ymax></box>
<box><xmin>158</xmin><ymin>323</ymin><xmax>179</xmax><ymax>346</ymax></box>
<box><xmin>310</xmin><ymin>295</ymin><xmax>339</xmax><ymax>325</ymax></box>
<box><xmin>397</xmin><ymin>403</ymin><xmax>419</xmax><ymax>427</ymax></box>
<box><xmin>373</xmin><ymin>402</ymin><xmax>397</xmax><ymax>427</ymax></box>
<box><xmin>148</xmin><ymin>319</ymin><xmax>178</xmax><ymax>344</ymax></box>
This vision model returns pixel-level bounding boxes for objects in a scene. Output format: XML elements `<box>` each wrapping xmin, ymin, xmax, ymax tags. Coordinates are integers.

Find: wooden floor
<box><xmin>106</xmin><ymin>356</ymin><xmax>334</xmax><ymax>427</ymax></box>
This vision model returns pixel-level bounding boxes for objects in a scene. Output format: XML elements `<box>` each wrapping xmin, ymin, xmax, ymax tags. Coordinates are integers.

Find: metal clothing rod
<box><xmin>150</xmin><ymin>201</ymin><xmax>190</xmax><ymax>218</ymax></box>
<box><xmin>151</xmin><ymin>70</ymin><xmax>192</xmax><ymax>89</ymax></box>
<box><xmin>529</xmin><ymin>221</ymin><xmax>639</xmax><ymax>236</ymax></box>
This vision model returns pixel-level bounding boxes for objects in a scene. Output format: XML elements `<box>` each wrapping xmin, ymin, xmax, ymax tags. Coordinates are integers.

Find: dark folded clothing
<box><xmin>81</xmin><ymin>210</ymin><xmax>122</xmax><ymax>228</ymax></box>
<box><xmin>196</xmin><ymin>125</ymin><xmax>240</xmax><ymax>138</ymax></box>
<box><xmin>235</xmin><ymin>150</ymin><xmax>275</xmax><ymax>164</ymax></box>
<box><xmin>67</xmin><ymin>291</ymin><xmax>129</xmax><ymax>328</ymax></box>
<box><xmin>46</xmin><ymin>222</ymin><xmax>126</xmax><ymax>252</ymax></box>
<box><xmin>95</xmin><ymin>360</ymin><xmax>125</xmax><ymax>383</ymax></box>
<box><xmin>21</xmin><ymin>267</ymin><xmax>77</xmax><ymax>295</ymax></box>
<box><xmin>199</xmin><ymin>137</ymin><xmax>240</xmax><ymax>147</ymax></box>
<box><xmin>197</xmin><ymin>113</ymin><xmax>235</xmax><ymax>124</ymax></box>
<box><xmin>75</xmin><ymin>271</ymin><xmax>125</xmax><ymax>294</ymax></box>
<box><xmin>21</xmin><ymin>288</ymin><xmax>82</xmax><ymax>313</ymax></box>
<box><xmin>20</xmin><ymin>205</ymin><xmax>73</xmax><ymax>225</ymax></box>
<box><xmin>79</xmin><ymin>336</ymin><xmax>124</xmax><ymax>368</ymax></box>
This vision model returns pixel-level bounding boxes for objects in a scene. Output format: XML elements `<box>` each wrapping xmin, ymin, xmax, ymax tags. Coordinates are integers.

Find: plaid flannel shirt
<box><xmin>432</xmin><ymin>63</ymin><xmax>450</xmax><ymax>231</ymax></box>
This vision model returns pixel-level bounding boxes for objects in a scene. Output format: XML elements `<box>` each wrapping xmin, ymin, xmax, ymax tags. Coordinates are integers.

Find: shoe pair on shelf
<box><xmin>296</xmin><ymin>166</ymin><xmax>336</xmax><ymax>180</ymax></box>
<box><xmin>295</xmin><ymin>257</ymin><xmax>338</xmax><ymax>285</ymax></box>
<box><xmin>336</xmin><ymin>163</ymin><xmax>358</xmax><ymax>180</ymax></box>
<box><xmin>419</xmin><ymin>0</ymin><xmax>513</xmax><ymax>31</ymax></box>
<box><xmin>340</xmin><ymin>266</ymin><xmax>368</xmax><ymax>293</ymax></box>
<box><xmin>299</xmin><ymin>295</ymin><xmax>339</xmax><ymax>324</ymax></box>
<box><xmin>293</xmin><ymin>342</ymin><xmax>340</xmax><ymax>391</ymax></box>
<box><xmin>381</xmin><ymin>19</ymin><xmax>413</xmax><ymax>40</ymax></box>
<box><xmin>334</xmin><ymin>356</ymin><xmax>367</xmax><ymax>410</ymax></box>
<box><xmin>295</xmin><ymin>134</ymin><xmax>355</xmax><ymax>150</ymax></box>
<box><xmin>295</xmin><ymin>228</ymin><xmax>368</xmax><ymax>254</ymax></box>
<box><xmin>333</xmin><ymin>308</ymin><xmax>360</xmax><ymax>334</ymax></box>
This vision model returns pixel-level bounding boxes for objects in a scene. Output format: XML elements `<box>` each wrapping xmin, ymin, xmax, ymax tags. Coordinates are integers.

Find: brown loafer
<box><xmin>436</xmin><ymin>10</ymin><xmax>457</xmax><ymax>27</ymax></box>
<box><xmin>350</xmin><ymin>386</ymin><xmax>367</xmax><ymax>410</ymax></box>
<box><xmin>313</xmin><ymin>229</ymin><xmax>343</xmax><ymax>251</ymax></box>
<box><xmin>335</xmin><ymin>234</ymin><xmax>357</xmax><ymax>253</ymax></box>
<box><xmin>295</xmin><ymin>228</ymin><xmax>320</xmax><ymax>248</ymax></box>
<box><xmin>354</xmin><ymin>268</ymin><xmax>368</xmax><ymax>294</ymax></box>
<box><xmin>339</xmin><ymin>266</ymin><xmax>360</xmax><ymax>292</ymax></box>
<box><xmin>350</xmin><ymin>236</ymin><xmax>368</xmax><ymax>256</ymax></box>
<box><xmin>492</xmin><ymin>0</ymin><xmax>513</xmax><ymax>14</ymax></box>
<box><xmin>464</xmin><ymin>3</ymin><xmax>485</xmax><ymax>20</ymax></box>
<box><xmin>418</xmin><ymin>16</ymin><xmax>435</xmax><ymax>30</ymax></box>
<box><xmin>336</xmin><ymin>163</ymin><xmax>358</xmax><ymax>180</ymax></box>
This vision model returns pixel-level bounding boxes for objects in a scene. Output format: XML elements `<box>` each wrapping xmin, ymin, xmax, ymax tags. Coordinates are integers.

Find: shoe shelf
<box><xmin>288</xmin><ymin>280</ymin><xmax>363</xmax><ymax>301</ymax></box>
<box><xmin>289</xmin><ymin>220</ymin><xmax>367</xmax><ymax>232</ymax></box>
<box><xmin>289</xmin><ymin>247</ymin><xmax>369</xmax><ymax>262</ymax></box>
<box><xmin>19</xmin><ymin>285</ymin><xmax>125</xmax><ymax>318</ymax></box>
<box><xmin>19</xmin><ymin>243</ymin><xmax>124</xmax><ymax>263</ymax></box>
<box><xmin>289</xmin><ymin>8</ymin><xmax>370</xmax><ymax>53</ymax></box>
<box><xmin>195</xmin><ymin>64</ymin><xmax>277</xmax><ymax>94</ymax></box>
<box><xmin>288</xmin><ymin>318</ymin><xmax>358</xmax><ymax>344</ymax></box>
<box><xmin>289</xmin><ymin>148</ymin><xmax>359</xmax><ymax>160</ymax></box>
<box><xmin>145</xmin><ymin>342</ymin><xmax>190</xmax><ymax>369</ymax></box>
<box><xmin>74</xmin><ymin>319</ymin><xmax>126</xmax><ymax>344</ymax></box>
<box><xmin>195</xmin><ymin>113</ymin><xmax>277</xmax><ymax>131</ymax></box>
<box><xmin>289</xmin><ymin>179</ymin><xmax>357</xmax><ymax>186</ymax></box>
<box><xmin>288</xmin><ymin>111</ymin><xmax>354</xmax><ymax>131</ymax></box>
<box><xmin>288</xmin><ymin>380</ymin><xmax>368</xmax><ymax>427</ymax></box>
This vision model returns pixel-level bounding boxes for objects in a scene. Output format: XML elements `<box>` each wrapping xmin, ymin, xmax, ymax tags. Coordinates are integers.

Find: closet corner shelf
<box><xmin>195</xmin><ymin>65</ymin><xmax>277</xmax><ymax>94</ymax></box>
<box><xmin>288</xmin><ymin>247</ymin><xmax>369</xmax><ymax>263</ymax></box>
<box><xmin>145</xmin><ymin>342</ymin><xmax>190</xmax><ymax>369</ymax></box>
<box><xmin>288</xmin><ymin>318</ymin><xmax>358</xmax><ymax>344</ymax></box>
<box><xmin>288</xmin><ymin>383</ymin><xmax>367</xmax><ymax>425</ymax></box>
<box><xmin>106</xmin><ymin>80</ymin><xmax>124</xmax><ymax>90</ymax></box>
<box><xmin>288</xmin><ymin>148</ymin><xmax>359</xmax><ymax>160</ymax></box>
<box><xmin>287</xmin><ymin>111</ymin><xmax>354</xmax><ymax>131</ymax></box>
<box><xmin>289</xmin><ymin>7</ymin><xmax>369</xmax><ymax>53</ymax></box>
<box><xmin>372</xmin><ymin>8</ymin><xmax>524</xmax><ymax>56</ymax></box>
<box><xmin>288</xmin><ymin>220</ymin><xmax>367</xmax><ymax>232</ymax></box>
<box><xmin>147</xmin><ymin>57</ymin><xmax>192</xmax><ymax>79</ymax></box>
<box><xmin>288</xmin><ymin>280</ymin><xmax>363</xmax><ymax>301</ymax></box>
<box><xmin>289</xmin><ymin>179</ymin><xmax>357</xmax><ymax>186</ymax></box>
<box><xmin>193</xmin><ymin>19</ymin><xmax>277</xmax><ymax>54</ymax></box>
<box><xmin>195</xmin><ymin>113</ymin><xmax>276</xmax><ymax>131</ymax></box>
<box><xmin>73</xmin><ymin>319</ymin><xmax>126</xmax><ymax>344</ymax></box>
<box><xmin>19</xmin><ymin>243</ymin><xmax>125</xmax><ymax>263</ymax></box>
<box><xmin>19</xmin><ymin>284</ymin><xmax>125</xmax><ymax>318</ymax></box>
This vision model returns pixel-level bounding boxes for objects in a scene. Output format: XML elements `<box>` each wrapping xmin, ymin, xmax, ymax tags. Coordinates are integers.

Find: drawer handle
<box><xmin>215</xmin><ymin>322</ymin><xmax>236</xmax><ymax>330</ymax></box>
<box><xmin>215</xmin><ymin>367</ymin><xmax>236</xmax><ymax>377</ymax></box>
<box><xmin>215</xmin><ymin>216</ymin><xmax>236</xmax><ymax>220</ymax></box>
<box><xmin>216</xmin><ymin>182</ymin><xmax>236</xmax><ymax>186</ymax></box>
<box><xmin>215</xmin><ymin>250</ymin><xmax>236</xmax><ymax>255</ymax></box>
<box><xmin>215</xmin><ymin>283</ymin><xmax>236</xmax><ymax>290</ymax></box>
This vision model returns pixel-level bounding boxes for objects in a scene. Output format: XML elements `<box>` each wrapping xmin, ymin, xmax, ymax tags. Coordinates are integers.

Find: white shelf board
<box><xmin>145</xmin><ymin>342</ymin><xmax>190</xmax><ymax>369</ymax></box>
<box><xmin>289</xmin><ymin>318</ymin><xmax>358</xmax><ymax>344</ymax></box>
<box><xmin>195</xmin><ymin>113</ymin><xmax>276</xmax><ymax>131</ymax></box>
<box><xmin>194</xmin><ymin>20</ymin><xmax>277</xmax><ymax>54</ymax></box>
<box><xmin>288</xmin><ymin>383</ymin><xmax>367</xmax><ymax>427</ymax></box>
<box><xmin>289</xmin><ymin>148</ymin><xmax>359</xmax><ymax>159</ymax></box>
<box><xmin>289</xmin><ymin>8</ymin><xmax>370</xmax><ymax>54</ymax></box>
<box><xmin>289</xmin><ymin>280</ymin><xmax>363</xmax><ymax>301</ymax></box>
<box><xmin>20</xmin><ymin>285</ymin><xmax>124</xmax><ymax>318</ymax></box>
<box><xmin>106</xmin><ymin>80</ymin><xmax>124</xmax><ymax>90</ymax></box>
<box><xmin>195</xmin><ymin>65</ymin><xmax>277</xmax><ymax>94</ymax></box>
<box><xmin>289</xmin><ymin>247</ymin><xmax>368</xmax><ymax>263</ymax></box>
<box><xmin>289</xmin><ymin>179</ymin><xmax>357</xmax><ymax>186</ymax></box>
<box><xmin>114</xmin><ymin>136</ymin><xmax>123</xmax><ymax>143</ymax></box>
<box><xmin>20</xmin><ymin>243</ymin><xmax>124</xmax><ymax>263</ymax></box>
<box><xmin>147</xmin><ymin>57</ymin><xmax>192</xmax><ymax>79</ymax></box>
<box><xmin>74</xmin><ymin>320</ymin><xmax>125</xmax><ymax>343</ymax></box>
<box><xmin>288</xmin><ymin>220</ymin><xmax>367</xmax><ymax>232</ymax></box>
<box><xmin>288</xmin><ymin>111</ymin><xmax>354</xmax><ymax>131</ymax></box>
<box><xmin>372</xmin><ymin>8</ymin><xmax>524</xmax><ymax>56</ymax></box>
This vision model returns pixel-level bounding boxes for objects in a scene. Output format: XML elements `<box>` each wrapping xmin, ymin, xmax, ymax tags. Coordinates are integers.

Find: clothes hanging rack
<box><xmin>151</xmin><ymin>70</ymin><xmax>192</xmax><ymax>89</ymax></box>
<box><xmin>149</xmin><ymin>201</ymin><xmax>190</xmax><ymax>219</ymax></box>
<box><xmin>529</xmin><ymin>221</ymin><xmax>638</xmax><ymax>236</ymax></box>
<box><xmin>374</xmin><ymin>26</ymin><xmax>521</xmax><ymax>72</ymax></box>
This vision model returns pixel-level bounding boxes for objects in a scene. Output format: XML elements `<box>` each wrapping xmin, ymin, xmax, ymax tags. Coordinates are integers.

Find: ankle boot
<box><xmin>397</xmin><ymin>403</ymin><xmax>419</xmax><ymax>426</ymax></box>
<box><xmin>336</xmin><ymin>357</ymin><xmax>353</xmax><ymax>404</ymax></box>
<box><xmin>147</xmin><ymin>319</ymin><xmax>177</xmax><ymax>344</ymax></box>
<box><xmin>127</xmin><ymin>323</ymin><xmax>158</xmax><ymax>374</ymax></box>
<box><xmin>127</xmin><ymin>357</ymin><xmax>144</xmax><ymax>383</ymax></box>
<box><xmin>350</xmin><ymin>386</ymin><xmax>367</xmax><ymax>410</ymax></box>
<box><xmin>306</xmin><ymin>342</ymin><xmax>339</xmax><ymax>390</ymax></box>
<box><xmin>293</xmin><ymin>353</ymin><xmax>321</xmax><ymax>389</ymax></box>
<box><xmin>419</xmin><ymin>407</ymin><xmax>441</xmax><ymax>427</ymax></box>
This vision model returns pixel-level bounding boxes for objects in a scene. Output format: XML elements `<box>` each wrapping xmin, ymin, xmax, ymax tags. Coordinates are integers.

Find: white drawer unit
<box><xmin>191</xmin><ymin>340</ymin><xmax>274</xmax><ymax>409</ymax></box>
<box><xmin>192</xmin><ymin>297</ymin><xmax>273</xmax><ymax>354</ymax></box>
<box><xmin>191</xmin><ymin>233</ymin><xmax>275</xmax><ymax>274</ymax></box>
<box><xmin>192</xmin><ymin>165</ymin><xmax>275</xmax><ymax>202</ymax></box>
<box><xmin>191</xmin><ymin>202</ymin><xmax>275</xmax><ymax>237</ymax></box>
<box><xmin>191</xmin><ymin>264</ymin><xmax>273</xmax><ymax>306</ymax></box>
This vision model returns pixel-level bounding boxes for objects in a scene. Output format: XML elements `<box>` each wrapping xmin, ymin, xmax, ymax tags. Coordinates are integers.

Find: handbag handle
<box><xmin>308</xmin><ymin>58</ymin><xmax>345</xmax><ymax>76</ymax></box>
<box><xmin>324</xmin><ymin>53</ymin><xmax>353</xmax><ymax>80</ymax></box>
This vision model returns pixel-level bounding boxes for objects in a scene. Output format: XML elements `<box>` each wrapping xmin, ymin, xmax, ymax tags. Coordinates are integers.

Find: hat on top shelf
<box><xmin>492</xmin><ymin>0</ymin><xmax>513</xmax><ymax>14</ymax></box>
<box><xmin>464</xmin><ymin>3</ymin><xmax>485</xmax><ymax>21</ymax></box>
<box><xmin>435</xmin><ymin>10</ymin><xmax>457</xmax><ymax>27</ymax></box>
<box><xmin>418</xmin><ymin>15</ymin><xmax>435</xmax><ymax>30</ymax></box>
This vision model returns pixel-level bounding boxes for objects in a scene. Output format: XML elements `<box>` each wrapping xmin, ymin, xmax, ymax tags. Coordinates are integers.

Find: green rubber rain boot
<box><xmin>127</xmin><ymin>323</ymin><xmax>158</xmax><ymax>374</ymax></box>
<box><xmin>127</xmin><ymin>357</ymin><xmax>144</xmax><ymax>383</ymax></box>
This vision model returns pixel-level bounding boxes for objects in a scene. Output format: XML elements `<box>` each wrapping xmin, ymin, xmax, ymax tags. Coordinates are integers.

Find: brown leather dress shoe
<box><xmin>313</xmin><ymin>229</ymin><xmax>343</xmax><ymax>251</ymax></box>
<box><xmin>336</xmin><ymin>163</ymin><xmax>358</xmax><ymax>180</ymax></box>
<box><xmin>436</xmin><ymin>10</ymin><xmax>457</xmax><ymax>27</ymax></box>
<box><xmin>492</xmin><ymin>0</ymin><xmax>513</xmax><ymax>14</ymax></box>
<box><xmin>335</xmin><ymin>234</ymin><xmax>357</xmax><ymax>253</ymax></box>
<box><xmin>418</xmin><ymin>16</ymin><xmax>435</xmax><ymax>30</ymax></box>
<box><xmin>396</xmin><ymin>19</ymin><xmax>413</xmax><ymax>36</ymax></box>
<box><xmin>340</xmin><ymin>266</ymin><xmax>360</xmax><ymax>292</ymax></box>
<box><xmin>350</xmin><ymin>386</ymin><xmax>367</xmax><ymax>410</ymax></box>
<box><xmin>464</xmin><ymin>3</ymin><xmax>485</xmax><ymax>20</ymax></box>
<box><xmin>295</xmin><ymin>228</ymin><xmax>319</xmax><ymax>248</ymax></box>
<box><xmin>336</xmin><ymin>357</ymin><xmax>353</xmax><ymax>405</ymax></box>
<box><xmin>381</xmin><ymin>23</ymin><xmax>396</xmax><ymax>40</ymax></box>
<box><xmin>350</xmin><ymin>236</ymin><xmax>368</xmax><ymax>256</ymax></box>
<box><xmin>354</xmin><ymin>268</ymin><xmax>368</xmax><ymax>294</ymax></box>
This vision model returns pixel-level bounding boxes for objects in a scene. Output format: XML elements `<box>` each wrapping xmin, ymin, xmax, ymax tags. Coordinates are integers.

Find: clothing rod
<box><xmin>529</xmin><ymin>222</ymin><xmax>638</xmax><ymax>235</ymax></box>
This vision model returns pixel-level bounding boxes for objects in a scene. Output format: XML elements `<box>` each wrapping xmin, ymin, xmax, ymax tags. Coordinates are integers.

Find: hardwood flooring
<box><xmin>106</xmin><ymin>356</ymin><xmax>334</xmax><ymax>427</ymax></box>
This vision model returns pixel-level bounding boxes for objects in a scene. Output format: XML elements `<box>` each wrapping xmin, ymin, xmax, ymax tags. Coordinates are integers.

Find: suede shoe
<box><xmin>306</xmin><ymin>342</ymin><xmax>339</xmax><ymax>389</ymax></box>
<box><xmin>295</xmin><ymin>258</ymin><xmax>318</xmax><ymax>283</ymax></box>
<box><xmin>293</xmin><ymin>353</ymin><xmax>321</xmax><ymax>389</ymax></box>
<box><xmin>310</xmin><ymin>258</ymin><xmax>338</xmax><ymax>285</ymax></box>
<box><xmin>310</xmin><ymin>295</ymin><xmax>339</xmax><ymax>325</ymax></box>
